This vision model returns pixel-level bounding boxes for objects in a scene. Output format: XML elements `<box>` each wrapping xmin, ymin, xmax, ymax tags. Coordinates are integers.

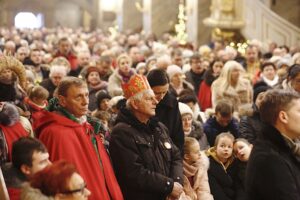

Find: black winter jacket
<box><xmin>155</xmin><ymin>92</ymin><xmax>184</xmax><ymax>151</ymax></box>
<box><xmin>109</xmin><ymin>108</ymin><xmax>183</xmax><ymax>200</ymax></box>
<box><xmin>239</xmin><ymin>105</ymin><xmax>265</xmax><ymax>144</ymax></box>
<box><xmin>206</xmin><ymin>148</ymin><xmax>237</xmax><ymax>200</ymax></box>
<box><xmin>246</xmin><ymin>125</ymin><xmax>300</xmax><ymax>200</ymax></box>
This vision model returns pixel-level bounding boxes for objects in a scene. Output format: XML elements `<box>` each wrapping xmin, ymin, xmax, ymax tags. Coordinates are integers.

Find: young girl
<box><xmin>233</xmin><ymin>138</ymin><xmax>253</xmax><ymax>200</ymax></box>
<box><xmin>182</xmin><ymin>137</ymin><xmax>213</xmax><ymax>200</ymax></box>
<box><xmin>206</xmin><ymin>132</ymin><xmax>236</xmax><ymax>200</ymax></box>
<box><xmin>25</xmin><ymin>85</ymin><xmax>49</xmax><ymax>111</ymax></box>
<box><xmin>24</xmin><ymin>85</ymin><xmax>49</xmax><ymax>126</ymax></box>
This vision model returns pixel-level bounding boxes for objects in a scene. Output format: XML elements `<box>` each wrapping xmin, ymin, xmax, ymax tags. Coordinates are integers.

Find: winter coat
<box><xmin>155</xmin><ymin>92</ymin><xmax>184</xmax><ymax>151</ymax></box>
<box><xmin>246</xmin><ymin>125</ymin><xmax>300</xmax><ymax>200</ymax></box>
<box><xmin>23</xmin><ymin>97</ymin><xmax>46</xmax><ymax>125</ymax></box>
<box><xmin>198</xmin><ymin>71</ymin><xmax>218</xmax><ymax>112</ymax></box>
<box><xmin>2</xmin><ymin>163</ymin><xmax>27</xmax><ymax>200</ymax></box>
<box><xmin>206</xmin><ymin>147</ymin><xmax>237</xmax><ymax>200</ymax></box>
<box><xmin>0</xmin><ymin>82</ymin><xmax>18</xmax><ymax>102</ymax></box>
<box><xmin>188</xmin><ymin>121</ymin><xmax>210</xmax><ymax>151</ymax></box>
<box><xmin>183</xmin><ymin>152</ymin><xmax>214</xmax><ymax>200</ymax></box>
<box><xmin>88</xmin><ymin>82</ymin><xmax>108</xmax><ymax>111</ymax></box>
<box><xmin>198</xmin><ymin>81</ymin><xmax>213</xmax><ymax>112</ymax></box>
<box><xmin>20</xmin><ymin>183</ymin><xmax>54</xmax><ymax>200</ymax></box>
<box><xmin>169</xmin><ymin>80</ymin><xmax>195</xmax><ymax>98</ymax></box>
<box><xmin>239</xmin><ymin>105</ymin><xmax>265</xmax><ymax>144</ymax></box>
<box><xmin>211</xmin><ymin>78</ymin><xmax>253</xmax><ymax>113</ymax></box>
<box><xmin>203</xmin><ymin>117</ymin><xmax>239</xmax><ymax>146</ymax></box>
<box><xmin>109</xmin><ymin>108</ymin><xmax>183</xmax><ymax>200</ymax></box>
<box><xmin>0</xmin><ymin>122</ymin><xmax>29</xmax><ymax>165</ymax></box>
<box><xmin>107</xmin><ymin>69</ymin><xmax>135</xmax><ymax>97</ymax></box>
<box><xmin>234</xmin><ymin>160</ymin><xmax>248</xmax><ymax>200</ymax></box>
<box><xmin>185</xmin><ymin>70</ymin><xmax>206</xmax><ymax>94</ymax></box>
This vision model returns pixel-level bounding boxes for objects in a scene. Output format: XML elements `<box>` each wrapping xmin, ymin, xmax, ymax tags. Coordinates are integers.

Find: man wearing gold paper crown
<box><xmin>109</xmin><ymin>74</ymin><xmax>183</xmax><ymax>200</ymax></box>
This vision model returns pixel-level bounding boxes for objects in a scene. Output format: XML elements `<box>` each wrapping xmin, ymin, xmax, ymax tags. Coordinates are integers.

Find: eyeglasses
<box><xmin>62</xmin><ymin>182</ymin><xmax>87</xmax><ymax>195</ymax></box>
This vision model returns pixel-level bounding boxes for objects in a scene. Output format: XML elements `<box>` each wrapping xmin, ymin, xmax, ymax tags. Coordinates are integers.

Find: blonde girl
<box><xmin>182</xmin><ymin>137</ymin><xmax>213</xmax><ymax>200</ymax></box>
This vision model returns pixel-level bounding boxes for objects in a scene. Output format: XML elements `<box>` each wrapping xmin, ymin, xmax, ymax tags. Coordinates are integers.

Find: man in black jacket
<box><xmin>109</xmin><ymin>74</ymin><xmax>183</xmax><ymax>200</ymax></box>
<box><xmin>147</xmin><ymin>69</ymin><xmax>184</xmax><ymax>152</ymax></box>
<box><xmin>246</xmin><ymin>89</ymin><xmax>300</xmax><ymax>200</ymax></box>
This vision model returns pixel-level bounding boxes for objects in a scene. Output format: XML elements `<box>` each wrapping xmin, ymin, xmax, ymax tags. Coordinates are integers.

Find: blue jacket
<box><xmin>203</xmin><ymin>116</ymin><xmax>239</xmax><ymax>146</ymax></box>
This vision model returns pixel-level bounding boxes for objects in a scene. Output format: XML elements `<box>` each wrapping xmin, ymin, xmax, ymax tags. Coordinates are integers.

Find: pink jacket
<box><xmin>182</xmin><ymin>152</ymin><xmax>214</xmax><ymax>200</ymax></box>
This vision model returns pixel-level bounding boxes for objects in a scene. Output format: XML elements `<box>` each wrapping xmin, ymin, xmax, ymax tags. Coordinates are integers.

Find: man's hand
<box><xmin>169</xmin><ymin>182</ymin><xmax>183</xmax><ymax>199</ymax></box>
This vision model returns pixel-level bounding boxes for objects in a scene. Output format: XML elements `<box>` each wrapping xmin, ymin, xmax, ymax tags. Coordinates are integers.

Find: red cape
<box><xmin>0</xmin><ymin>122</ymin><xmax>29</xmax><ymax>161</ymax></box>
<box><xmin>34</xmin><ymin>110</ymin><xmax>123</xmax><ymax>200</ymax></box>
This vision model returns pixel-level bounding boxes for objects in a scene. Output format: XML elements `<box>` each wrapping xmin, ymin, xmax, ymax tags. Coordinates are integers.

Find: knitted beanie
<box><xmin>166</xmin><ymin>65</ymin><xmax>182</xmax><ymax>79</ymax></box>
<box><xmin>178</xmin><ymin>102</ymin><xmax>193</xmax><ymax>116</ymax></box>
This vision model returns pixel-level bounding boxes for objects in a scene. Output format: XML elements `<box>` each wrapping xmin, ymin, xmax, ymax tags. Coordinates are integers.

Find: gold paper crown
<box><xmin>121</xmin><ymin>74</ymin><xmax>151</xmax><ymax>99</ymax></box>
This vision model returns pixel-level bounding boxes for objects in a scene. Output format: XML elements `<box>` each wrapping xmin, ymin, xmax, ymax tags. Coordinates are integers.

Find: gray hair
<box><xmin>49</xmin><ymin>65</ymin><xmax>67</xmax><ymax>77</ymax></box>
<box><xmin>126</xmin><ymin>89</ymin><xmax>154</xmax><ymax>110</ymax></box>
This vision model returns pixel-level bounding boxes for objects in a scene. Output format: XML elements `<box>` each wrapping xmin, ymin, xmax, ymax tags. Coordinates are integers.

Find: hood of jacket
<box><xmin>206</xmin><ymin>147</ymin><xmax>235</xmax><ymax>171</ymax></box>
<box><xmin>34</xmin><ymin>110</ymin><xmax>83</xmax><ymax>137</ymax></box>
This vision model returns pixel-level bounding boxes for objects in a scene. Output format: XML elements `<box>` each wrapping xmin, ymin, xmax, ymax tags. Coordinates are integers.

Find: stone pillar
<box><xmin>43</xmin><ymin>6</ymin><xmax>55</xmax><ymax>28</ymax></box>
<box><xmin>6</xmin><ymin>9</ymin><xmax>16</xmax><ymax>27</ymax></box>
<box><xmin>149</xmin><ymin>0</ymin><xmax>180</xmax><ymax>37</ymax></box>
<box><xmin>142</xmin><ymin>0</ymin><xmax>152</xmax><ymax>34</ymax></box>
<box><xmin>0</xmin><ymin>1</ymin><xmax>7</xmax><ymax>27</ymax></box>
<box><xmin>186</xmin><ymin>0</ymin><xmax>211</xmax><ymax>46</ymax></box>
<box><xmin>117</xmin><ymin>0</ymin><xmax>143</xmax><ymax>32</ymax></box>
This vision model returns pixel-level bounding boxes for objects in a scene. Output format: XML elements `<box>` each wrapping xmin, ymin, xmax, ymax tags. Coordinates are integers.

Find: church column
<box><xmin>43</xmin><ymin>6</ymin><xmax>55</xmax><ymax>28</ymax></box>
<box><xmin>147</xmin><ymin>0</ymin><xmax>180</xmax><ymax>37</ymax></box>
<box><xmin>186</xmin><ymin>0</ymin><xmax>211</xmax><ymax>47</ymax></box>
<box><xmin>117</xmin><ymin>0</ymin><xmax>143</xmax><ymax>32</ymax></box>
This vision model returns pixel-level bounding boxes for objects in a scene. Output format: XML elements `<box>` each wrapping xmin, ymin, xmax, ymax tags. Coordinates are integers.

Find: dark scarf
<box><xmin>190</xmin><ymin>70</ymin><xmax>205</xmax><ymax>86</ymax></box>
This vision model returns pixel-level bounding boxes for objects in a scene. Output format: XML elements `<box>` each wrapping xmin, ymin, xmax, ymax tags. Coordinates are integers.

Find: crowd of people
<box><xmin>0</xmin><ymin>26</ymin><xmax>300</xmax><ymax>200</ymax></box>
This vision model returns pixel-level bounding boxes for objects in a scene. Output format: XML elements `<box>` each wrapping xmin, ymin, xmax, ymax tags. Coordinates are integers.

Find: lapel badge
<box><xmin>164</xmin><ymin>142</ymin><xmax>171</xmax><ymax>149</ymax></box>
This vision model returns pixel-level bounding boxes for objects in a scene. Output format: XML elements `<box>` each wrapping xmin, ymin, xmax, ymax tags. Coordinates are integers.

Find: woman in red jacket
<box><xmin>198</xmin><ymin>60</ymin><xmax>223</xmax><ymax>111</ymax></box>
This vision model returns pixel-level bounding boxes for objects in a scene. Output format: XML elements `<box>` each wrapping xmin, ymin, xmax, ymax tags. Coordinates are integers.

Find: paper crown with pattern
<box><xmin>121</xmin><ymin>74</ymin><xmax>151</xmax><ymax>99</ymax></box>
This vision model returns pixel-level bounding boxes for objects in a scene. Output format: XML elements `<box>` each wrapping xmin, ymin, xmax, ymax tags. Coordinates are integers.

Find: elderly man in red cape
<box><xmin>34</xmin><ymin>77</ymin><xmax>123</xmax><ymax>200</ymax></box>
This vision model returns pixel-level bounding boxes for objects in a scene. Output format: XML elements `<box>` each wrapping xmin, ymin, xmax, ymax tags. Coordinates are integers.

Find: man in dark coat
<box><xmin>147</xmin><ymin>69</ymin><xmax>184</xmax><ymax>151</ymax></box>
<box><xmin>204</xmin><ymin>100</ymin><xmax>239</xmax><ymax>146</ymax></box>
<box><xmin>109</xmin><ymin>74</ymin><xmax>183</xmax><ymax>200</ymax></box>
<box><xmin>239</xmin><ymin>84</ymin><xmax>271</xmax><ymax>143</ymax></box>
<box><xmin>246</xmin><ymin>89</ymin><xmax>300</xmax><ymax>200</ymax></box>
<box><xmin>185</xmin><ymin>53</ymin><xmax>206</xmax><ymax>94</ymax></box>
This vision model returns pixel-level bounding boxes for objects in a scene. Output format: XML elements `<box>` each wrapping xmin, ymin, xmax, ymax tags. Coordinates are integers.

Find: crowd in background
<box><xmin>0</xmin><ymin>26</ymin><xmax>300</xmax><ymax>200</ymax></box>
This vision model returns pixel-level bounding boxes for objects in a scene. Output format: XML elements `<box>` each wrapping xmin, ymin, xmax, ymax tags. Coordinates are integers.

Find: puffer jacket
<box><xmin>109</xmin><ymin>108</ymin><xmax>183</xmax><ymax>200</ymax></box>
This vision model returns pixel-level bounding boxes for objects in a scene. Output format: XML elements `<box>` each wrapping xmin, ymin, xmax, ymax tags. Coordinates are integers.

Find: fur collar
<box><xmin>0</xmin><ymin>102</ymin><xmax>20</xmax><ymax>126</ymax></box>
